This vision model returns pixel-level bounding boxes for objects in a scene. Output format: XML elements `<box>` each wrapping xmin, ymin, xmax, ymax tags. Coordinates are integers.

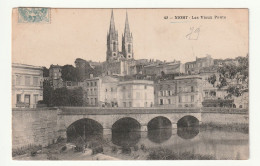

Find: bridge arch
<box><xmin>111</xmin><ymin>117</ymin><xmax>141</xmax><ymax>147</ymax></box>
<box><xmin>66</xmin><ymin>118</ymin><xmax>103</xmax><ymax>143</ymax></box>
<box><xmin>177</xmin><ymin>115</ymin><xmax>200</xmax><ymax>139</ymax></box>
<box><xmin>177</xmin><ymin>115</ymin><xmax>199</xmax><ymax>128</ymax></box>
<box><xmin>147</xmin><ymin>116</ymin><xmax>172</xmax><ymax>143</ymax></box>
<box><xmin>112</xmin><ymin>117</ymin><xmax>141</xmax><ymax>132</ymax></box>
<box><xmin>147</xmin><ymin>116</ymin><xmax>172</xmax><ymax>130</ymax></box>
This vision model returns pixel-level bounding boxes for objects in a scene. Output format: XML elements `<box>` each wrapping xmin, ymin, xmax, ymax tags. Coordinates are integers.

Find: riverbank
<box><xmin>200</xmin><ymin>122</ymin><xmax>249</xmax><ymax>134</ymax></box>
<box><xmin>13</xmin><ymin>122</ymin><xmax>249</xmax><ymax>160</ymax></box>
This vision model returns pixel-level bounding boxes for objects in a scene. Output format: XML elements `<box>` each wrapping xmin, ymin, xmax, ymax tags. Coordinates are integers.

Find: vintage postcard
<box><xmin>12</xmin><ymin>8</ymin><xmax>248</xmax><ymax>160</ymax></box>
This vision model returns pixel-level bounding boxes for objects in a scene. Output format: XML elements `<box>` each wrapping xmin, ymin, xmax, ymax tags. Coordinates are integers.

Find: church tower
<box><xmin>106</xmin><ymin>10</ymin><xmax>119</xmax><ymax>62</ymax></box>
<box><xmin>122</xmin><ymin>11</ymin><xmax>134</xmax><ymax>60</ymax></box>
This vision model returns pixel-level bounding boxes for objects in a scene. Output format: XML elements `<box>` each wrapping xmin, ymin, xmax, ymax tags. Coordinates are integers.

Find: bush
<box><xmin>133</xmin><ymin>145</ymin><xmax>139</xmax><ymax>151</ymax></box>
<box><xmin>111</xmin><ymin>146</ymin><xmax>118</xmax><ymax>153</ymax></box>
<box><xmin>121</xmin><ymin>146</ymin><xmax>131</xmax><ymax>154</ymax></box>
<box><xmin>140</xmin><ymin>144</ymin><xmax>147</xmax><ymax>152</ymax></box>
<box><xmin>56</xmin><ymin>136</ymin><xmax>65</xmax><ymax>143</ymax></box>
<box><xmin>75</xmin><ymin>146</ymin><xmax>84</xmax><ymax>152</ymax></box>
<box><xmin>60</xmin><ymin>146</ymin><xmax>67</xmax><ymax>152</ymax></box>
<box><xmin>30</xmin><ymin>151</ymin><xmax>37</xmax><ymax>157</ymax></box>
<box><xmin>92</xmin><ymin>146</ymin><xmax>103</xmax><ymax>155</ymax></box>
<box><xmin>12</xmin><ymin>144</ymin><xmax>42</xmax><ymax>157</ymax></box>
<box><xmin>148</xmin><ymin>148</ymin><xmax>215</xmax><ymax>160</ymax></box>
<box><xmin>47</xmin><ymin>154</ymin><xmax>59</xmax><ymax>160</ymax></box>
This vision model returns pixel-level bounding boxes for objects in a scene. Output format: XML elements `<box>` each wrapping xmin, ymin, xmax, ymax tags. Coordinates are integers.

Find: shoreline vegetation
<box><xmin>12</xmin><ymin>122</ymin><xmax>248</xmax><ymax>160</ymax></box>
<box><xmin>148</xmin><ymin>148</ymin><xmax>215</xmax><ymax>160</ymax></box>
<box><xmin>200</xmin><ymin>122</ymin><xmax>249</xmax><ymax>134</ymax></box>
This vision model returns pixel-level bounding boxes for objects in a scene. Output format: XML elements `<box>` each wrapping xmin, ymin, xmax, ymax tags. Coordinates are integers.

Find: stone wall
<box><xmin>12</xmin><ymin>108</ymin><xmax>61</xmax><ymax>149</ymax></box>
<box><xmin>201</xmin><ymin>107</ymin><xmax>249</xmax><ymax>125</ymax></box>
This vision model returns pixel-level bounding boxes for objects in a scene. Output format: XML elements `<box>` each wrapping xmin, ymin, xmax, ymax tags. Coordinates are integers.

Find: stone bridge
<box><xmin>57</xmin><ymin>107</ymin><xmax>202</xmax><ymax>138</ymax></box>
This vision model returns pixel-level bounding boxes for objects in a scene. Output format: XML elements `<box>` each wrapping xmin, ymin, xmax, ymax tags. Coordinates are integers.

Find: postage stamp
<box><xmin>18</xmin><ymin>8</ymin><xmax>50</xmax><ymax>23</ymax></box>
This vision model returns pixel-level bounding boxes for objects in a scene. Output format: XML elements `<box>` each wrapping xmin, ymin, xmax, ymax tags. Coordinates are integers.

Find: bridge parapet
<box><xmin>202</xmin><ymin>107</ymin><xmax>248</xmax><ymax>114</ymax></box>
<box><xmin>58</xmin><ymin>107</ymin><xmax>202</xmax><ymax>115</ymax></box>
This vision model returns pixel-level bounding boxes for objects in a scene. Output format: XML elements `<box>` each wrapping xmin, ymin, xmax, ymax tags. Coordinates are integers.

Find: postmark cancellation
<box><xmin>18</xmin><ymin>8</ymin><xmax>50</xmax><ymax>23</ymax></box>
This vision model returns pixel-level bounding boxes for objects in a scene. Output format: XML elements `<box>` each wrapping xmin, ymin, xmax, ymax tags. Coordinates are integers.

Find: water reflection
<box><xmin>177</xmin><ymin>126</ymin><xmax>200</xmax><ymax>139</ymax></box>
<box><xmin>67</xmin><ymin>118</ymin><xmax>103</xmax><ymax>143</ymax></box>
<box><xmin>148</xmin><ymin>128</ymin><xmax>172</xmax><ymax>143</ymax></box>
<box><xmin>112</xmin><ymin>131</ymin><xmax>141</xmax><ymax>147</ymax></box>
<box><xmin>112</xmin><ymin>117</ymin><xmax>141</xmax><ymax>147</ymax></box>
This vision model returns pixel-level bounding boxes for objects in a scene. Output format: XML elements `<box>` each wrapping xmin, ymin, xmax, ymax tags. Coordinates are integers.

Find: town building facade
<box><xmin>185</xmin><ymin>55</ymin><xmax>214</xmax><ymax>75</ymax></box>
<box><xmin>155</xmin><ymin>75</ymin><xmax>203</xmax><ymax>108</ymax></box>
<box><xmin>12</xmin><ymin>63</ymin><xmax>43</xmax><ymax>108</ymax></box>
<box><xmin>49</xmin><ymin>64</ymin><xmax>63</xmax><ymax>89</ymax></box>
<box><xmin>83</xmin><ymin>76</ymin><xmax>119</xmax><ymax>107</ymax></box>
<box><xmin>117</xmin><ymin>80</ymin><xmax>154</xmax><ymax>108</ymax></box>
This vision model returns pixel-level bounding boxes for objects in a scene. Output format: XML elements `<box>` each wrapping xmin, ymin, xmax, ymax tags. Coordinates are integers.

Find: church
<box><xmin>103</xmin><ymin>10</ymin><xmax>136</xmax><ymax>76</ymax></box>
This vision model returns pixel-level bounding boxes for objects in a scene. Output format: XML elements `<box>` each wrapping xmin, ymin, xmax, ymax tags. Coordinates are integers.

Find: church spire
<box><xmin>124</xmin><ymin>11</ymin><xmax>130</xmax><ymax>34</ymax></box>
<box><xmin>109</xmin><ymin>9</ymin><xmax>116</xmax><ymax>33</ymax></box>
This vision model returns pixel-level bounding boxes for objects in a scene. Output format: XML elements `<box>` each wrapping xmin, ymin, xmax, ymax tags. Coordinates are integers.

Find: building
<box><xmin>104</xmin><ymin>10</ymin><xmax>135</xmax><ymax>76</ymax></box>
<box><xmin>154</xmin><ymin>80</ymin><xmax>177</xmax><ymax>107</ymax></box>
<box><xmin>83</xmin><ymin>76</ymin><xmax>119</xmax><ymax>107</ymax></box>
<box><xmin>155</xmin><ymin>75</ymin><xmax>203</xmax><ymax>108</ymax></box>
<box><xmin>12</xmin><ymin>63</ymin><xmax>43</xmax><ymax>108</ymax></box>
<box><xmin>49</xmin><ymin>64</ymin><xmax>63</xmax><ymax>89</ymax></box>
<box><xmin>185</xmin><ymin>55</ymin><xmax>214</xmax><ymax>74</ymax></box>
<box><xmin>117</xmin><ymin>80</ymin><xmax>154</xmax><ymax>108</ymax></box>
<box><xmin>143</xmin><ymin>60</ymin><xmax>185</xmax><ymax>76</ymax></box>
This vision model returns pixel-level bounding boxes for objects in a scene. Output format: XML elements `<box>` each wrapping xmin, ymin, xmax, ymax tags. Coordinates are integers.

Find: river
<box><xmin>107</xmin><ymin>127</ymin><xmax>249</xmax><ymax>160</ymax></box>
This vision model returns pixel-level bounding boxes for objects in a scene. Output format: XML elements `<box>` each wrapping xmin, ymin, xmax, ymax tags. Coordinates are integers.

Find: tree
<box><xmin>43</xmin><ymin>67</ymin><xmax>49</xmax><ymax>77</ymax></box>
<box><xmin>61</xmin><ymin>65</ymin><xmax>78</xmax><ymax>82</ymax></box>
<box><xmin>42</xmin><ymin>80</ymin><xmax>53</xmax><ymax>106</ymax></box>
<box><xmin>208</xmin><ymin>55</ymin><xmax>249</xmax><ymax>98</ymax></box>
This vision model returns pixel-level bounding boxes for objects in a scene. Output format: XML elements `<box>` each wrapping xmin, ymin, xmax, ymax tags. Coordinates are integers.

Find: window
<box><xmin>168</xmin><ymin>99</ymin><xmax>171</xmax><ymax>104</ymax></box>
<box><xmin>90</xmin><ymin>89</ymin><xmax>93</xmax><ymax>95</ymax></box>
<box><xmin>191</xmin><ymin>95</ymin><xmax>194</xmax><ymax>102</ymax></box>
<box><xmin>136</xmin><ymin>92</ymin><xmax>140</xmax><ymax>99</ymax></box>
<box><xmin>205</xmin><ymin>92</ymin><xmax>208</xmax><ymax>97</ymax></box>
<box><xmin>113</xmin><ymin>42</ymin><xmax>116</xmax><ymax>51</ymax></box>
<box><xmin>16</xmin><ymin>94</ymin><xmax>21</xmax><ymax>103</ymax></box>
<box><xmin>160</xmin><ymin>99</ymin><xmax>163</xmax><ymax>105</ymax></box>
<box><xmin>128</xmin><ymin>44</ymin><xmax>131</xmax><ymax>53</ymax></box>
<box><xmin>87</xmin><ymin>82</ymin><xmax>89</xmax><ymax>86</ymax></box>
<box><xmin>24</xmin><ymin>95</ymin><xmax>30</xmax><ymax>104</ymax></box>
<box><xmin>34</xmin><ymin>94</ymin><xmax>38</xmax><ymax>104</ymax></box>
<box><xmin>168</xmin><ymin>91</ymin><xmax>171</xmax><ymax>96</ymax></box>
<box><xmin>25</xmin><ymin>76</ymin><xmax>30</xmax><ymax>86</ymax></box>
<box><xmin>179</xmin><ymin>96</ymin><xmax>182</xmax><ymax>103</ymax></box>
<box><xmin>123</xmin><ymin>102</ymin><xmax>127</xmax><ymax>108</ymax></box>
<box><xmin>145</xmin><ymin>102</ymin><xmax>148</xmax><ymax>107</ymax></box>
<box><xmin>122</xmin><ymin>86</ymin><xmax>126</xmax><ymax>90</ymax></box>
<box><xmin>191</xmin><ymin>86</ymin><xmax>194</xmax><ymax>92</ymax></box>
<box><xmin>90</xmin><ymin>82</ymin><xmax>93</xmax><ymax>86</ymax></box>
<box><xmin>33</xmin><ymin>77</ymin><xmax>38</xmax><ymax>86</ymax></box>
<box><xmin>94</xmin><ymin>82</ymin><xmax>97</xmax><ymax>86</ymax></box>
<box><xmin>160</xmin><ymin>91</ymin><xmax>163</xmax><ymax>96</ymax></box>
<box><xmin>129</xmin><ymin>102</ymin><xmax>132</xmax><ymax>107</ymax></box>
<box><xmin>128</xmin><ymin>92</ymin><xmax>131</xmax><ymax>98</ymax></box>
<box><xmin>16</xmin><ymin>75</ymin><xmax>21</xmax><ymax>85</ymax></box>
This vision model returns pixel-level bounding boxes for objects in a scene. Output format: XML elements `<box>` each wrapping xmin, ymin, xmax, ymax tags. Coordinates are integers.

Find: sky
<box><xmin>12</xmin><ymin>8</ymin><xmax>248</xmax><ymax>67</ymax></box>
